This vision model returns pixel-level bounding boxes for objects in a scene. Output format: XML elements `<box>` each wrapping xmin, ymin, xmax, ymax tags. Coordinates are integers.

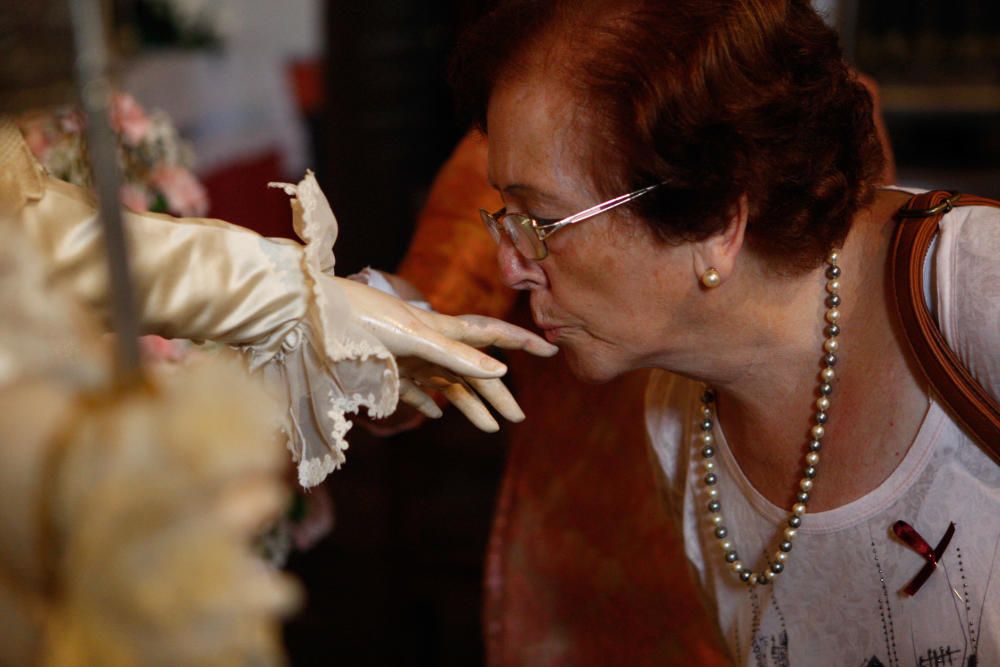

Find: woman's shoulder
<box><xmin>935</xmin><ymin>201</ymin><xmax>1000</xmax><ymax>399</ymax></box>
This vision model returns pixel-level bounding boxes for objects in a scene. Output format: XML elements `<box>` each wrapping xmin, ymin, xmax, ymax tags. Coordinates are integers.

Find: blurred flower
<box><xmin>120</xmin><ymin>183</ymin><xmax>153</xmax><ymax>212</ymax></box>
<box><xmin>19</xmin><ymin>116</ymin><xmax>52</xmax><ymax>161</ymax></box>
<box><xmin>111</xmin><ymin>93</ymin><xmax>153</xmax><ymax>146</ymax></box>
<box><xmin>150</xmin><ymin>165</ymin><xmax>210</xmax><ymax>217</ymax></box>
<box><xmin>18</xmin><ymin>91</ymin><xmax>210</xmax><ymax>218</ymax></box>
<box><xmin>139</xmin><ymin>335</ymin><xmax>189</xmax><ymax>363</ymax></box>
<box><xmin>291</xmin><ymin>484</ymin><xmax>335</xmax><ymax>551</ymax></box>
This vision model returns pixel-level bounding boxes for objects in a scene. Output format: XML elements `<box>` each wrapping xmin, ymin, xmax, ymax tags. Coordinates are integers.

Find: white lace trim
<box><xmin>266</xmin><ymin>173</ymin><xmax>399</xmax><ymax>487</ymax></box>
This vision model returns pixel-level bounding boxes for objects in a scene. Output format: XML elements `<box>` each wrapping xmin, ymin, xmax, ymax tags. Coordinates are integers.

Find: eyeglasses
<box><xmin>479</xmin><ymin>183</ymin><xmax>661</xmax><ymax>260</ymax></box>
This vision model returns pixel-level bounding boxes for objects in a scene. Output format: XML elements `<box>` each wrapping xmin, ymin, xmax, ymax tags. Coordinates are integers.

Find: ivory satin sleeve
<box><xmin>19</xmin><ymin>176</ymin><xmax>307</xmax><ymax>362</ymax></box>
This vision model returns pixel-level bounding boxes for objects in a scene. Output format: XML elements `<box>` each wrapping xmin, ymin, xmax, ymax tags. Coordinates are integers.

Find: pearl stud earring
<box><xmin>701</xmin><ymin>268</ymin><xmax>721</xmax><ymax>288</ymax></box>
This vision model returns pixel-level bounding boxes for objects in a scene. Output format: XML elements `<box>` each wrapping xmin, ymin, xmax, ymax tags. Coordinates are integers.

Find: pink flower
<box><xmin>120</xmin><ymin>183</ymin><xmax>152</xmax><ymax>212</ymax></box>
<box><xmin>57</xmin><ymin>110</ymin><xmax>83</xmax><ymax>135</ymax></box>
<box><xmin>139</xmin><ymin>335</ymin><xmax>188</xmax><ymax>363</ymax></box>
<box><xmin>150</xmin><ymin>165</ymin><xmax>210</xmax><ymax>217</ymax></box>
<box><xmin>291</xmin><ymin>485</ymin><xmax>335</xmax><ymax>551</ymax></box>
<box><xmin>18</xmin><ymin>117</ymin><xmax>52</xmax><ymax>161</ymax></box>
<box><xmin>110</xmin><ymin>93</ymin><xmax>152</xmax><ymax>147</ymax></box>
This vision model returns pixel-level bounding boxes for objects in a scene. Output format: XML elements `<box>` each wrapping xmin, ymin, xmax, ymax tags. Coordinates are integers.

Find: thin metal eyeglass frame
<box><xmin>481</xmin><ymin>183</ymin><xmax>662</xmax><ymax>260</ymax></box>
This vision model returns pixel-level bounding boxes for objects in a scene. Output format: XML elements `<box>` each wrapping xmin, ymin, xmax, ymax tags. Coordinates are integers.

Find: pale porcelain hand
<box><xmin>331</xmin><ymin>277</ymin><xmax>558</xmax><ymax>431</ymax></box>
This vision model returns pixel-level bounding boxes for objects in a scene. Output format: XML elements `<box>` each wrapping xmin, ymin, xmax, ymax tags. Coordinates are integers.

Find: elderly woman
<box><xmin>452</xmin><ymin>0</ymin><xmax>1000</xmax><ymax>663</ymax></box>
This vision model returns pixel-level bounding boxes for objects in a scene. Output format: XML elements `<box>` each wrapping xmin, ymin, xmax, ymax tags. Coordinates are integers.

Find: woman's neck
<box><xmin>673</xmin><ymin>189</ymin><xmax>928</xmax><ymax>510</ymax></box>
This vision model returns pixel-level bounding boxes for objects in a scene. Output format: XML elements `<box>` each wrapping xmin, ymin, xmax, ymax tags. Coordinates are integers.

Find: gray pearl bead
<box><xmin>808</xmin><ymin>440</ymin><xmax>822</xmax><ymax>452</ymax></box>
<box><xmin>815</xmin><ymin>411</ymin><xmax>828</xmax><ymax>425</ymax></box>
<box><xmin>757</xmin><ymin>574</ymin><xmax>770</xmax><ymax>585</ymax></box>
<box><xmin>708</xmin><ymin>500</ymin><xmax>721</xmax><ymax>513</ymax></box>
<box><xmin>826</xmin><ymin>294</ymin><xmax>841</xmax><ymax>308</ymax></box>
<box><xmin>779</xmin><ymin>540</ymin><xmax>793</xmax><ymax>552</ymax></box>
<box><xmin>701</xmin><ymin>389</ymin><xmax>716</xmax><ymax>403</ymax></box>
<box><xmin>702</xmin><ymin>446</ymin><xmax>715</xmax><ymax>458</ymax></box>
<box><xmin>714</xmin><ymin>526</ymin><xmax>728</xmax><ymax>539</ymax></box>
<box><xmin>739</xmin><ymin>570</ymin><xmax>752</xmax><ymax>582</ymax></box>
<box><xmin>825</xmin><ymin>324</ymin><xmax>840</xmax><ymax>337</ymax></box>
<box><xmin>705</xmin><ymin>473</ymin><xmax>718</xmax><ymax>486</ymax></box>
<box><xmin>804</xmin><ymin>466</ymin><xmax>817</xmax><ymax>479</ymax></box>
<box><xmin>725</xmin><ymin>550</ymin><xmax>738</xmax><ymax>563</ymax></box>
<box><xmin>826</xmin><ymin>265</ymin><xmax>841</xmax><ymax>279</ymax></box>
<box><xmin>788</xmin><ymin>516</ymin><xmax>802</xmax><ymax>528</ymax></box>
<box><xmin>824</xmin><ymin>353</ymin><xmax>837</xmax><ymax>367</ymax></box>
<box><xmin>820</xmin><ymin>383</ymin><xmax>833</xmax><ymax>396</ymax></box>
<box><xmin>797</xmin><ymin>491</ymin><xmax>810</xmax><ymax>503</ymax></box>
<box><xmin>700</xmin><ymin>419</ymin><xmax>713</xmax><ymax>431</ymax></box>
<box><xmin>771</xmin><ymin>562</ymin><xmax>784</xmax><ymax>574</ymax></box>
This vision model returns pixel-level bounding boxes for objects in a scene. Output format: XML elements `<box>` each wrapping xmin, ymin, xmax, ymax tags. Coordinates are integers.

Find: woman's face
<box><xmin>486</xmin><ymin>75</ymin><xmax>702</xmax><ymax>383</ymax></box>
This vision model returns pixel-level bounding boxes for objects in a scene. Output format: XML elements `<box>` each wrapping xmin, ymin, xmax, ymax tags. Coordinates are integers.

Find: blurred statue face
<box><xmin>486</xmin><ymin>73</ymin><xmax>701</xmax><ymax>383</ymax></box>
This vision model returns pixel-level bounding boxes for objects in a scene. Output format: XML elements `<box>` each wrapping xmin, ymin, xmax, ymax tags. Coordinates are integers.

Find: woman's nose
<box><xmin>496</xmin><ymin>236</ymin><xmax>546</xmax><ymax>291</ymax></box>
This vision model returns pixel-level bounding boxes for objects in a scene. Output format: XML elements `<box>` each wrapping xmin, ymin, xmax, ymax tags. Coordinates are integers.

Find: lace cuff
<box><xmin>264</xmin><ymin>173</ymin><xmax>399</xmax><ymax>487</ymax></box>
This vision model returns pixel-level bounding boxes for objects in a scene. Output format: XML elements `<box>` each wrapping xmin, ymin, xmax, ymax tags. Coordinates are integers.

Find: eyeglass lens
<box><xmin>480</xmin><ymin>209</ymin><xmax>547</xmax><ymax>260</ymax></box>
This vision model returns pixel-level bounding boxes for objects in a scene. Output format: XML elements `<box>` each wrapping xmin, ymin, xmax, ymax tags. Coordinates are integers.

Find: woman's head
<box><xmin>453</xmin><ymin>0</ymin><xmax>886</xmax><ymax>381</ymax></box>
<box><xmin>453</xmin><ymin>0</ymin><xmax>886</xmax><ymax>273</ymax></box>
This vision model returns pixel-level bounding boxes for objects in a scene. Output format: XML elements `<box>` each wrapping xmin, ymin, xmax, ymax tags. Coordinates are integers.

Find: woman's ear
<box><xmin>691</xmin><ymin>194</ymin><xmax>748</xmax><ymax>287</ymax></box>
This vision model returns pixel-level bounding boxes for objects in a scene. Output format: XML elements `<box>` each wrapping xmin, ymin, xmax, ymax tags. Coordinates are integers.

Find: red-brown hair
<box><xmin>452</xmin><ymin>0</ymin><xmax>886</xmax><ymax>272</ymax></box>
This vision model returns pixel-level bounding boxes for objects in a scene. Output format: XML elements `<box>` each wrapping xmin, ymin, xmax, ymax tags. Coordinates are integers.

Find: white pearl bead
<box><xmin>732</xmin><ymin>560</ymin><xmax>744</xmax><ymax>573</ymax></box>
<box><xmin>825</xmin><ymin>308</ymin><xmax>841</xmax><ymax>323</ymax></box>
<box><xmin>702</xmin><ymin>406</ymin><xmax>713</xmax><ymax>418</ymax></box>
<box><xmin>827</xmin><ymin>279</ymin><xmax>841</xmax><ymax>293</ymax></box>
<box><xmin>775</xmin><ymin>551</ymin><xmax>788</xmax><ymax>562</ymax></box>
<box><xmin>821</xmin><ymin>367</ymin><xmax>836</xmax><ymax>382</ymax></box>
<box><xmin>816</xmin><ymin>397</ymin><xmax>830</xmax><ymax>411</ymax></box>
<box><xmin>828</xmin><ymin>250</ymin><xmax>839</xmax><ymax>264</ymax></box>
<box><xmin>811</xmin><ymin>425</ymin><xmax>825</xmax><ymax>440</ymax></box>
<box><xmin>785</xmin><ymin>527</ymin><xmax>798</xmax><ymax>540</ymax></box>
<box><xmin>704</xmin><ymin>460</ymin><xmax>716</xmax><ymax>472</ymax></box>
<box><xmin>792</xmin><ymin>503</ymin><xmax>806</xmax><ymax>517</ymax></box>
<box><xmin>720</xmin><ymin>540</ymin><xmax>733</xmax><ymax>551</ymax></box>
<box><xmin>800</xmin><ymin>478</ymin><xmax>814</xmax><ymax>492</ymax></box>
<box><xmin>823</xmin><ymin>338</ymin><xmax>839</xmax><ymax>353</ymax></box>
<box><xmin>806</xmin><ymin>452</ymin><xmax>820</xmax><ymax>466</ymax></box>
<box><xmin>765</xmin><ymin>569</ymin><xmax>777</xmax><ymax>580</ymax></box>
<box><xmin>708</xmin><ymin>488</ymin><xmax>719</xmax><ymax>499</ymax></box>
<box><xmin>701</xmin><ymin>432</ymin><xmax>714</xmax><ymax>445</ymax></box>
<box><xmin>710</xmin><ymin>515</ymin><xmax>723</xmax><ymax>526</ymax></box>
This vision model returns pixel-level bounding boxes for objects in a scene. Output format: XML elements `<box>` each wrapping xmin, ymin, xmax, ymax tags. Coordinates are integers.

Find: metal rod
<box><xmin>67</xmin><ymin>0</ymin><xmax>143</xmax><ymax>384</ymax></box>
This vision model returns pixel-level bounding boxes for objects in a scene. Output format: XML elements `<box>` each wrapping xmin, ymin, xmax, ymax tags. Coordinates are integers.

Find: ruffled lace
<box><xmin>266</xmin><ymin>172</ymin><xmax>399</xmax><ymax>487</ymax></box>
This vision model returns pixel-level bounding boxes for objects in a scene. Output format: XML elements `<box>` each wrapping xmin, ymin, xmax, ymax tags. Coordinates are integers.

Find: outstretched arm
<box><xmin>3</xmin><ymin>120</ymin><xmax>554</xmax><ymax>485</ymax></box>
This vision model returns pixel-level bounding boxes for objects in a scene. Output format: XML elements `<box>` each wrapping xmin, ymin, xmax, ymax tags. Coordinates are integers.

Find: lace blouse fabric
<box><xmin>644</xmin><ymin>204</ymin><xmax>1000</xmax><ymax>666</ymax></box>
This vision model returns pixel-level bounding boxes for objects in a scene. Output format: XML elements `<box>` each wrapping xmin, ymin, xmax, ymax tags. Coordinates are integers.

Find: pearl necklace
<box><xmin>699</xmin><ymin>249</ymin><xmax>842</xmax><ymax>586</ymax></box>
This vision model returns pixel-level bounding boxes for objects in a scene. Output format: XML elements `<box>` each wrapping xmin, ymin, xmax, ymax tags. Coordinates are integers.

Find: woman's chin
<box><xmin>562</xmin><ymin>347</ymin><xmax>627</xmax><ymax>385</ymax></box>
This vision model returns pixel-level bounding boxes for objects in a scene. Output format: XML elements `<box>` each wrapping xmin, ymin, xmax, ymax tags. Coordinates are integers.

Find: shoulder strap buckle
<box><xmin>898</xmin><ymin>191</ymin><xmax>960</xmax><ymax>218</ymax></box>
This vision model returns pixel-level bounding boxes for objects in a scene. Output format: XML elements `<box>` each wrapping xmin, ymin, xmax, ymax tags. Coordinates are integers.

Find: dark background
<box><xmin>284</xmin><ymin>3</ymin><xmax>501</xmax><ymax>666</ymax></box>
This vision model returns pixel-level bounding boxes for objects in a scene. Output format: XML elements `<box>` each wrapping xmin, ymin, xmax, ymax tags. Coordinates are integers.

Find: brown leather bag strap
<box><xmin>891</xmin><ymin>190</ymin><xmax>1000</xmax><ymax>463</ymax></box>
